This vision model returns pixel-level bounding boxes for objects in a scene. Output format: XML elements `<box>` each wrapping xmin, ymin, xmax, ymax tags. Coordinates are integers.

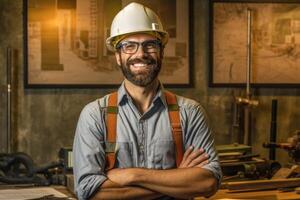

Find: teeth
<box><xmin>133</xmin><ymin>63</ymin><xmax>147</xmax><ymax>67</ymax></box>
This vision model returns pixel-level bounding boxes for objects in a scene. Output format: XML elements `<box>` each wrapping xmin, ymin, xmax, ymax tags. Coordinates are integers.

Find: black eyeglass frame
<box><xmin>116</xmin><ymin>40</ymin><xmax>162</xmax><ymax>54</ymax></box>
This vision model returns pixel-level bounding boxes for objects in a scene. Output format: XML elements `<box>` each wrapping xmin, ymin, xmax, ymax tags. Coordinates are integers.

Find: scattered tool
<box><xmin>0</xmin><ymin>152</ymin><xmax>65</xmax><ymax>186</ymax></box>
<box><xmin>263</xmin><ymin>130</ymin><xmax>300</xmax><ymax>164</ymax></box>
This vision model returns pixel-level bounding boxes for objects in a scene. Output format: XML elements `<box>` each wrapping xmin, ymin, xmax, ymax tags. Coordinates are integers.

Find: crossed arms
<box><xmin>91</xmin><ymin>147</ymin><xmax>219</xmax><ymax>200</ymax></box>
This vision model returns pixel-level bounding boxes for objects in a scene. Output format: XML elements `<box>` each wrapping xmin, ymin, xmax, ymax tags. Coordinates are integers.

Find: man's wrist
<box><xmin>128</xmin><ymin>168</ymin><xmax>144</xmax><ymax>185</ymax></box>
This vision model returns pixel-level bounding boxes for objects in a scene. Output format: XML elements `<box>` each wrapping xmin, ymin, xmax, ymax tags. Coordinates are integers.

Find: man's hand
<box><xmin>179</xmin><ymin>146</ymin><xmax>209</xmax><ymax>168</ymax></box>
<box><xmin>107</xmin><ymin>168</ymin><xmax>135</xmax><ymax>186</ymax></box>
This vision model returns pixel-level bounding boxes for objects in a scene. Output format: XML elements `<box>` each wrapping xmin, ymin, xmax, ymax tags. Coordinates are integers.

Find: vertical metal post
<box><xmin>246</xmin><ymin>9</ymin><xmax>252</xmax><ymax>100</ymax></box>
<box><xmin>270</xmin><ymin>99</ymin><xmax>278</xmax><ymax>160</ymax></box>
<box><xmin>243</xmin><ymin>9</ymin><xmax>252</xmax><ymax>145</ymax></box>
<box><xmin>6</xmin><ymin>47</ymin><xmax>12</xmax><ymax>153</ymax></box>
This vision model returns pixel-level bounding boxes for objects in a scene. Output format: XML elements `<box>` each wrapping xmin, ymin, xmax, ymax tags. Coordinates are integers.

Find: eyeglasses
<box><xmin>116</xmin><ymin>40</ymin><xmax>162</xmax><ymax>54</ymax></box>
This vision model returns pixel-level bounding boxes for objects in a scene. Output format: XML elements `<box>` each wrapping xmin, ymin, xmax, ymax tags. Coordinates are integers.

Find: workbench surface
<box><xmin>0</xmin><ymin>185</ymin><xmax>75</xmax><ymax>199</ymax></box>
<box><xmin>195</xmin><ymin>189</ymin><xmax>300</xmax><ymax>200</ymax></box>
<box><xmin>1</xmin><ymin>185</ymin><xmax>300</xmax><ymax>200</ymax></box>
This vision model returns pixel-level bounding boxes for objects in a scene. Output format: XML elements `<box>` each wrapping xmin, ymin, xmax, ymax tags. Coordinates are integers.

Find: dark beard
<box><xmin>120</xmin><ymin>56</ymin><xmax>161</xmax><ymax>87</ymax></box>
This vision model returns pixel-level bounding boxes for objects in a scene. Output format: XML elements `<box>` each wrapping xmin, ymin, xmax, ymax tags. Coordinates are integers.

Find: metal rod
<box><xmin>270</xmin><ymin>99</ymin><xmax>278</xmax><ymax>160</ymax></box>
<box><xmin>246</xmin><ymin>8</ymin><xmax>252</xmax><ymax>99</ymax></box>
<box><xmin>6</xmin><ymin>47</ymin><xmax>12</xmax><ymax>153</ymax></box>
<box><xmin>243</xmin><ymin>9</ymin><xmax>252</xmax><ymax>145</ymax></box>
<box><xmin>243</xmin><ymin>107</ymin><xmax>250</xmax><ymax>145</ymax></box>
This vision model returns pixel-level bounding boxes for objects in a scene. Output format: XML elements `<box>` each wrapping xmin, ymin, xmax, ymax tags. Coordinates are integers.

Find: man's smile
<box><xmin>130</xmin><ymin>63</ymin><xmax>152</xmax><ymax>73</ymax></box>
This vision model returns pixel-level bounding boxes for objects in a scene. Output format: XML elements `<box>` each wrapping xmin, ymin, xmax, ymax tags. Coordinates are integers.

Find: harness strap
<box><xmin>104</xmin><ymin>90</ymin><xmax>184</xmax><ymax>170</ymax></box>
<box><xmin>105</xmin><ymin>92</ymin><xmax>118</xmax><ymax>170</ymax></box>
<box><xmin>164</xmin><ymin>91</ymin><xmax>184</xmax><ymax>167</ymax></box>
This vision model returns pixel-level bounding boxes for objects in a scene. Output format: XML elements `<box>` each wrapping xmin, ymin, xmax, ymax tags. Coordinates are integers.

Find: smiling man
<box><xmin>73</xmin><ymin>2</ymin><xmax>222</xmax><ymax>200</ymax></box>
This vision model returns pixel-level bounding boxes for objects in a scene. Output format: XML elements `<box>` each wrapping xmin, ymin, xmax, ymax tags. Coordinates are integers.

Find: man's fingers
<box><xmin>179</xmin><ymin>146</ymin><xmax>194</xmax><ymax>168</ymax></box>
<box><xmin>182</xmin><ymin>146</ymin><xmax>194</xmax><ymax>161</ymax></box>
<box><xmin>184</xmin><ymin>148</ymin><xmax>205</xmax><ymax>166</ymax></box>
<box><xmin>188</xmin><ymin>153</ymin><xmax>209</xmax><ymax>167</ymax></box>
<box><xmin>197</xmin><ymin>160</ymin><xmax>209</xmax><ymax>167</ymax></box>
<box><xmin>179</xmin><ymin>147</ymin><xmax>209</xmax><ymax>168</ymax></box>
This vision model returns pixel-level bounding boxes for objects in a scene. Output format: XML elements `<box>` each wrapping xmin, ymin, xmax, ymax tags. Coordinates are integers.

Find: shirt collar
<box><xmin>117</xmin><ymin>81</ymin><xmax>128</xmax><ymax>105</ymax></box>
<box><xmin>117</xmin><ymin>81</ymin><xmax>168</xmax><ymax>108</ymax></box>
<box><xmin>153</xmin><ymin>83</ymin><xmax>168</xmax><ymax>108</ymax></box>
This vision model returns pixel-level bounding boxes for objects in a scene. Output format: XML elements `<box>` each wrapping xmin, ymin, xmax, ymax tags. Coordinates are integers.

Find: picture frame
<box><xmin>209</xmin><ymin>0</ymin><xmax>300</xmax><ymax>87</ymax></box>
<box><xmin>24</xmin><ymin>0</ymin><xmax>192</xmax><ymax>88</ymax></box>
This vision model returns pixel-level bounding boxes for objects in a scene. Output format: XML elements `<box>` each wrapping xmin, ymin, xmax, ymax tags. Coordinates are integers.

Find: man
<box><xmin>73</xmin><ymin>2</ymin><xmax>222</xmax><ymax>200</ymax></box>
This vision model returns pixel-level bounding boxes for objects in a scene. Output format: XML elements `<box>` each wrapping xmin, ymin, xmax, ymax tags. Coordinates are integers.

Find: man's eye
<box><xmin>145</xmin><ymin>42</ymin><xmax>157</xmax><ymax>49</ymax></box>
<box><xmin>124</xmin><ymin>43</ymin><xmax>136</xmax><ymax>50</ymax></box>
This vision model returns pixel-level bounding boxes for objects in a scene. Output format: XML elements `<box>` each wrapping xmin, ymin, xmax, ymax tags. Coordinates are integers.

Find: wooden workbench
<box><xmin>0</xmin><ymin>185</ymin><xmax>75</xmax><ymax>199</ymax></box>
<box><xmin>195</xmin><ymin>189</ymin><xmax>300</xmax><ymax>200</ymax></box>
<box><xmin>2</xmin><ymin>185</ymin><xmax>299</xmax><ymax>200</ymax></box>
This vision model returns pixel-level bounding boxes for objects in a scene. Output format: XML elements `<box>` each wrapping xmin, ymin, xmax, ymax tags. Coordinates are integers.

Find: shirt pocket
<box><xmin>154</xmin><ymin>140</ymin><xmax>176</xmax><ymax>169</ymax></box>
<box><xmin>116</xmin><ymin>142</ymin><xmax>133</xmax><ymax>168</ymax></box>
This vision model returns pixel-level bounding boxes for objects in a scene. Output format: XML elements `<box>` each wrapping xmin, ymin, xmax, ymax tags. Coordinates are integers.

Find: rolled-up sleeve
<box><xmin>181</xmin><ymin>101</ymin><xmax>222</xmax><ymax>186</ymax></box>
<box><xmin>73</xmin><ymin>101</ymin><xmax>107</xmax><ymax>200</ymax></box>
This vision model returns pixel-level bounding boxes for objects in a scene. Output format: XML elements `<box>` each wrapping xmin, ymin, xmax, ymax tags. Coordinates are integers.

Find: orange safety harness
<box><xmin>104</xmin><ymin>91</ymin><xmax>184</xmax><ymax>170</ymax></box>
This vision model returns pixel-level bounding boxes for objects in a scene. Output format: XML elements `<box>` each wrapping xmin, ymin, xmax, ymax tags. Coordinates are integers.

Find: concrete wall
<box><xmin>0</xmin><ymin>0</ymin><xmax>299</xmax><ymax>165</ymax></box>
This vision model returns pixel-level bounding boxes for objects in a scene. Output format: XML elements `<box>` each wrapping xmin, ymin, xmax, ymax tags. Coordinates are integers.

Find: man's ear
<box><xmin>115</xmin><ymin>52</ymin><xmax>121</xmax><ymax>66</ymax></box>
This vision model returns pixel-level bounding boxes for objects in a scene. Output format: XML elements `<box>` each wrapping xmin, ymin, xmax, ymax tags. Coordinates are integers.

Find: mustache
<box><xmin>127</xmin><ymin>58</ymin><xmax>156</xmax><ymax>66</ymax></box>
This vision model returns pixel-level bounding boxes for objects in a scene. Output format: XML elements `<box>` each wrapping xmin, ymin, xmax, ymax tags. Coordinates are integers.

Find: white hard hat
<box><xmin>106</xmin><ymin>2</ymin><xmax>169</xmax><ymax>51</ymax></box>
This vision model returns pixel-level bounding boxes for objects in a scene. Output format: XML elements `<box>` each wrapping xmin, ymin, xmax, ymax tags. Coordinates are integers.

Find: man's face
<box><xmin>115</xmin><ymin>34</ymin><xmax>163</xmax><ymax>87</ymax></box>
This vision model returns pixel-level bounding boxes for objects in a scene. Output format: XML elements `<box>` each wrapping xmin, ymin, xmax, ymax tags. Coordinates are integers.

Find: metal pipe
<box><xmin>243</xmin><ymin>9</ymin><xmax>252</xmax><ymax>145</ymax></box>
<box><xmin>270</xmin><ymin>99</ymin><xmax>278</xmax><ymax>160</ymax></box>
<box><xmin>246</xmin><ymin>8</ymin><xmax>252</xmax><ymax>99</ymax></box>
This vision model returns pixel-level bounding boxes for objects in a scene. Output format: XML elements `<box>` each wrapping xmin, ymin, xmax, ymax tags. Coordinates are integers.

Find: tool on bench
<box><xmin>0</xmin><ymin>151</ymin><xmax>66</xmax><ymax>186</ymax></box>
<box><xmin>263</xmin><ymin>130</ymin><xmax>300</xmax><ymax>164</ymax></box>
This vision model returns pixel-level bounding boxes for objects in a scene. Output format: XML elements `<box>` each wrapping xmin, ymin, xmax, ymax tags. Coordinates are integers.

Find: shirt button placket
<box><xmin>139</xmin><ymin>120</ymin><xmax>145</xmax><ymax>167</ymax></box>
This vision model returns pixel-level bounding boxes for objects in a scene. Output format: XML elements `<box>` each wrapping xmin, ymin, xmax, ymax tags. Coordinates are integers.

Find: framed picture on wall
<box><xmin>209</xmin><ymin>0</ymin><xmax>300</xmax><ymax>87</ymax></box>
<box><xmin>24</xmin><ymin>0</ymin><xmax>192</xmax><ymax>88</ymax></box>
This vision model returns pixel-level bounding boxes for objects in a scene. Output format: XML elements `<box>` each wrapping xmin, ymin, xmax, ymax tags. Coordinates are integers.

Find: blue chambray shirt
<box><xmin>73</xmin><ymin>82</ymin><xmax>222</xmax><ymax>199</ymax></box>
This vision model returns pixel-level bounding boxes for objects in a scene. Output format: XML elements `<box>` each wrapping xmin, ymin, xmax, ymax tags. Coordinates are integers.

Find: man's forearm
<box><xmin>109</xmin><ymin>168</ymin><xmax>218</xmax><ymax>199</ymax></box>
<box><xmin>135</xmin><ymin>168</ymin><xmax>217</xmax><ymax>198</ymax></box>
<box><xmin>90</xmin><ymin>179</ymin><xmax>162</xmax><ymax>200</ymax></box>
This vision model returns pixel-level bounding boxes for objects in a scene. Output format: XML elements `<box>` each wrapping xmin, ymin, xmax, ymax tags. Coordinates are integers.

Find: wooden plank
<box><xmin>219</xmin><ymin>152</ymin><xmax>243</xmax><ymax>157</ymax></box>
<box><xmin>195</xmin><ymin>189</ymin><xmax>300</xmax><ymax>200</ymax></box>
<box><xmin>225</xmin><ymin>178</ymin><xmax>300</xmax><ymax>191</ymax></box>
<box><xmin>272</xmin><ymin>167</ymin><xmax>294</xmax><ymax>179</ymax></box>
<box><xmin>0</xmin><ymin>187</ymin><xmax>67</xmax><ymax>199</ymax></box>
<box><xmin>291</xmin><ymin>165</ymin><xmax>300</xmax><ymax>175</ymax></box>
<box><xmin>221</xmin><ymin>157</ymin><xmax>265</xmax><ymax>167</ymax></box>
<box><xmin>272</xmin><ymin>165</ymin><xmax>300</xmax><ymax>179</ymax></box>
<box><xmin>219</xmin><ymin>153</ymin><xmax>259</xmax><ymax>162</ymax></box>
<box><xmin>216</xmin><ymin>144</ymin><xmax>251</xmax><ymax>154</ymax></box>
